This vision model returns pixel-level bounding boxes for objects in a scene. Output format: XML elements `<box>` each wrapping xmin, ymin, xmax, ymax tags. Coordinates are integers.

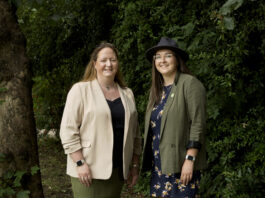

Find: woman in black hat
<box><xmin>141</xmin><ymin>37</ymin><xmax>207</xmax><ymax>197</ymax></box>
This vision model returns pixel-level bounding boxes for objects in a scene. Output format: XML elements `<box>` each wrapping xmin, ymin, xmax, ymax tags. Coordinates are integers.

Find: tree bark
<box><xmin>0</xmin><ymin>0</ymin><xmax>44</xmax><ymax>197</ymax></box>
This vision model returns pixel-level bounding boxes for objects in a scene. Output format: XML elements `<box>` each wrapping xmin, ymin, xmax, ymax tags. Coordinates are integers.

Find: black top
<box><xmin>106</xmin><ymin>97</ymin><xmax>125</xmax><ymax>169</ymax></box>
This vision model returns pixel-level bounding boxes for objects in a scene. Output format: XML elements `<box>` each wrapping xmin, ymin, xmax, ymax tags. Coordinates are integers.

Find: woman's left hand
<box><xmin>126</xmin><ymin>166</ymin><xmax>139</xmax><ymax>188</ymax></box>
<box><xmin>180</xmin><ymin>160</ymin><xmax>194</xmax><ymax>185</ymax></box>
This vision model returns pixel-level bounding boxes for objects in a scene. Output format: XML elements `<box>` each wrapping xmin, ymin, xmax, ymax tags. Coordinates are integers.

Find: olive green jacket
<box><xmin>142</xmin><ymin>72</ymin><xmax>207</xmax><ymax>174</ymax></box>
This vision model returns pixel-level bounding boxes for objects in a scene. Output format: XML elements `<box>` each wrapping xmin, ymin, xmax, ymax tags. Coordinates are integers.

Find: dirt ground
<box><xmin>38</xmin><ymin>137</ymin><xmax>146</xmax><ymax>198</ymax></box>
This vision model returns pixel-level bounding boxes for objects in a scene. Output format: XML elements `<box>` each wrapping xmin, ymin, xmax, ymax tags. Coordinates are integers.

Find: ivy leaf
<box><xmin>0</xmin><ymin>187</ymin><xmax>15</xmax><ymax>196</ymax></box>
<box><xmin>16</xmin><ymin>191</ymin><xmax>30</xmax><ymax>198</ymax></box>
<box><xmin>220</xmin><ymin>0</ymin><xmax>244</xmax><ymax>15</ymax></box>
<box><xmin>181</xmin><ymin>22</ymin><xmax>195</xmax><ymax>37</ymax></box>
<box><xmin>4</xmin><ymin>170</ymin><xmax>14</xmax><ymax>179</ymax></box>
<box><xmin>31</xmin><ymin>166</ymin><xmax>40</xmax><ymax>175</ymax></box>
<box><xmin>173</xmin><ymin>39</ymin><xmax>187</xmax><ymax>50</ymax></box>
<box><xmin>223</xmin><ymin>16</ymin><xmax>235</xmax><ymax>30</ymax></box>
<box><xmin>13</xmin><ymin>171</ymin><xmax>26</xmax><ymax>187</ymax></box>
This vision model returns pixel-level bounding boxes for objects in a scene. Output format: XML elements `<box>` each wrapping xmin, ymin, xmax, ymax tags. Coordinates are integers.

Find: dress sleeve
<box><xmin>184</xmin><ymin>77</ymin><xmax>206</xmax><ymax>148</ymax></box>
<box><xmin>59</xmin><ymin>83</ymin><xmax>84</xmax><ymax>154</ymax></box>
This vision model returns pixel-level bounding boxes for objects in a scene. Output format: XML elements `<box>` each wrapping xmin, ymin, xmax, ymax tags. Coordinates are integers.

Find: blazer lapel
<box><xmin>160</xmin><ymin>86</ymin><xmax>176</xmax><ymax>138</ymax></box>
<box><xmin>160</xmin><ymin>72</ymin><xmax>180</xmax><ymax>138</ymax></box>
<box><xmin>92</xmin><ymin>79</ymin><xmax>112</xmax><ymax>115</ymax></box>
<box><xmin>117</xmin><ymin>85</ymin><xmax>130</xmax><ymax>143</ymax></box>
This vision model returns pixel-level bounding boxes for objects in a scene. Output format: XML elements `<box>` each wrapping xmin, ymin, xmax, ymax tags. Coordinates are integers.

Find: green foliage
<box><xmin>17</xmin><ymin>0</ymin><xmax>117</xmax><ymax>131</ymax></box>
<box><xmin>15</xmin><ymin>0</ymin><xmax>265</xmax><ymax>196</ymax></box>
<box><xmin>16</xmin><ymin>191</ymin><xmax>30</xmax><ymax>198</ymax></box>
<box><xmin>111</xmin><ymin>0</ymin><xmax>265</xmax><ymax>196</ymax></box>
<box><xmin>30</xmin><ymin>166</ymin><xmax>40</xmax><ymax>176</ymax></box>
<box><xmin>0</xmin><ymin>154</ymin><xmax>39</xmax><ymax>198</ymax></box>
<box><xmin>32</xmin><ymin>66</ymin><xmax>73</xmax><ymax>130</ymax></box>
<box><xmin>201</xmin><ymin>107</ymin><xmax>265</xmax><ymax>197</ymax></box>
<box><xmin>17</xmin><ymin>0</ymin><xmax>115</xmax><ymax>76</ymax></box>
<box><xmin>133</xmin><ymin>171</ymin><xmax>150</xmax><ymax>196</ymax></box>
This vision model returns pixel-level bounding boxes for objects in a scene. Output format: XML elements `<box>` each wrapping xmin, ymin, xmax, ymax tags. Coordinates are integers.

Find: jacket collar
<box><xmin>174</xmin><ymin>71</ymin><xmax>180</xmax><ymax>86</ymax></box>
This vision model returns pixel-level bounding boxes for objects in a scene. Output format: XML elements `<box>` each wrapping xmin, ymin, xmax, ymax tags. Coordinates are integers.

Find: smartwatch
<box><xmin>76</xmin><ymin>159</ymin><xmax>85</xmax><ymax>167</ymax></box>
<box><xmin>185</xmin><ymin>155</ymin><xmax>196</xmax><ymax>162</ymax></box>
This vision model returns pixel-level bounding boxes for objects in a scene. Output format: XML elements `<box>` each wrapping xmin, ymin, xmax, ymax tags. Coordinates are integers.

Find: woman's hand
<box><xmin>126</xmin><ymin>166</ymin><xmax>139</xmax><ymax>188</ymax></box>
<box><xmin>180</xmin><ymin>160</ymin><xmax>194</xmax><ymax>185</ymax></box>
<box><xmin>77</xmin><ymin>163</ymin><xmax>92</xmax><ymax>187</ymax></box>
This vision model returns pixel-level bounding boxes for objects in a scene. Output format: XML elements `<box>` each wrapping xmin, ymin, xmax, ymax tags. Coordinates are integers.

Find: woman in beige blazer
<box><xmin>60</xmin><ymin>42</ymin><xmax>142</xmax><ymax>198</ymax></box>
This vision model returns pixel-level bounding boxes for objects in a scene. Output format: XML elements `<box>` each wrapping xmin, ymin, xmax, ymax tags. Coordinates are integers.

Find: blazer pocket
<box><xmin>81</xmin><ymin>140</ymin><xmax>92</xmax><ymax>148</ymax></box>
<box><xmin>81</xmin><ymin>140</ymin><xmax>92</xmax><ymax>163</ymax></box>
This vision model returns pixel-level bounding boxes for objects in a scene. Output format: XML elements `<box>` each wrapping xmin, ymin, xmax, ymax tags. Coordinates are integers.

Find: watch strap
<box><xmin>185</xmin><ymin>155</ymin><xmax>196</xmax><ymax>162</ymax></box>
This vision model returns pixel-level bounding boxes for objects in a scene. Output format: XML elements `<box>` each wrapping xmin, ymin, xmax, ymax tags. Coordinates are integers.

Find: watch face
<box><xmin>186</xmin><ymin>155</ymin><xmax>195</xmax><ymax>161</ymax></box>
<box><xmin>187</xmin><ymin>155</ymin><xmax>194</xmax><ymax>161</ymax></box>
<box><xmin>77</xmin><ymin>160</ymin><xmax>83</xmax><ymax>166</ymax></box>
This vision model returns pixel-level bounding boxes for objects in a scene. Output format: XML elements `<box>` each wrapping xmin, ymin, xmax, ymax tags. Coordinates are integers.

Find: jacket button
<box><xmin>171</xmin><ymin>93</ymin><xmax>174</xmax><ymax>98</ymax></box>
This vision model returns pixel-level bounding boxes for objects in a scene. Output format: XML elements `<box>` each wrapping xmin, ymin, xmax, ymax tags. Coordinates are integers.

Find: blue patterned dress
<box><xmin>150</xmin><ymin>85</ymin><xmax>201</xmax><ymax>198</ymax></box>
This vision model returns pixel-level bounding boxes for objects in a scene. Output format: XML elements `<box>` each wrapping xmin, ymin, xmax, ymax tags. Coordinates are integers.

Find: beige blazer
<box><xmin>60</xmin><ymin>79</ymin><xmax>141</xmax><ymax>179</ymax></box>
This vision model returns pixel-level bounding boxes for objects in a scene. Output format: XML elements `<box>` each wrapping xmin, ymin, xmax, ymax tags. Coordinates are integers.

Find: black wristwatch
<box><xmin>185</xmin><ymin>155</ymin><xmax>196</xmax><ymax>162</ymax></box>
<box><xmin>76</xmin><ymin>159</ymin><xmax>85</xmax><ymax>167</ymax></box>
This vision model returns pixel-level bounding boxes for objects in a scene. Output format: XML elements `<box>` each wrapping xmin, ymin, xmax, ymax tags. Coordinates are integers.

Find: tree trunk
<box><xmin>0</xmin><ymin>0</ymin><xmax>44</xmax><ymax>197</ymax></box>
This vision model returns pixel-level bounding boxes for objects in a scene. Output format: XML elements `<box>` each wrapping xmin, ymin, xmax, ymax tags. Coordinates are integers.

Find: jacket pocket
<box><xmin>81</xmin><ymin>140</ymin><xmax>92</xmax><ymax>164</ymax></box>
<box><xmin>81</xmin><ymin>140</ymin><xmax>91</xmax><ymax>148</ymax></box>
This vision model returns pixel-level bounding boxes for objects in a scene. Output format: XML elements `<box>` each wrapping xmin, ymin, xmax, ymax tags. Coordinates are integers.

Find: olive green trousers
<box><xmin>71</xmin><ymin>168</ymin><xmax>124</xmax><ymax>198</ymax></box>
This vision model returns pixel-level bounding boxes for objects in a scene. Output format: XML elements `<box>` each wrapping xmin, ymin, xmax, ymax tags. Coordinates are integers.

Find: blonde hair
<box><xmin>81</xmin><ymin>42</ymin><xmax>126</xmax><ymax>88</ymax></box>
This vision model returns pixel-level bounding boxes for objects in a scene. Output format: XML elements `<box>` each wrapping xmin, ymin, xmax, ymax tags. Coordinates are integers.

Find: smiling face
<box><xmin>94</xmin><ymin>47</ymin><xmax>118</xmax><ymax>80</ymax></box>
<box><xmin>154</xmin><ymin>49</ymin><xmax>178</xmax><ymax>78</ymax></box>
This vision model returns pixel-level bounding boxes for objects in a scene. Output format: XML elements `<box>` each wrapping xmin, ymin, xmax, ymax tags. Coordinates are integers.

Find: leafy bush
<box><xmin>111</xmin><ymin>0</ymin><xmax>265</xmax><ymax>196</ymax></box>
<box><xmin>0</xmin><ymin>153</ymin><xmax>39</xmax><ymax>198</ymax></box>
<box><xmin>17</xmin><ymin>0</ymin><xmax>116</xmax><ymax>131</ymax></box>
<box><xmin>16</xmin><ymin>0</ymin><xmax>265</xmax><ymax>196</ymax></box>
<box><xmin>201</xmin><ymin>106</ymin><xmax>265</xmax><ymax>197</ymax></box>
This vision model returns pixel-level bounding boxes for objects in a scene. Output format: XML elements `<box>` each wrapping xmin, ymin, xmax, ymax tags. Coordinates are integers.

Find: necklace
<box><xmin>99</xmin><ymin>81</ymin><xmax>116</xmax><ymax>91</ymax></box>
<box><xmin>105</xmin><ymin>83</ymin><xmax>116</xmax><ymax>91</ymax></box>
<box><xmin>98</xmin><ymin>80</ymin><xmax>119</xmax><ymax>100</ymax></box>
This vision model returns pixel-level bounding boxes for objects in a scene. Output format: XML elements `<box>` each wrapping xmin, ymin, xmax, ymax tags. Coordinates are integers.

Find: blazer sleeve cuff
<box><xmin>63</xmin><ymin>142</ymin><xmax>82</xmax><ymax>154</ymax></box>
<box><xmin>186</xmin><ymin>140</ymin><xmax>202</xmax><ymax>150</ymax></box>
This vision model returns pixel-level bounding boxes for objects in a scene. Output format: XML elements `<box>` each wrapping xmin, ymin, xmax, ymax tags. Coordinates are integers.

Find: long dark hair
<box><xmin>149</xmin><ymin>52</ymin><xmax>191</xmax><ymax>105</ymax></box>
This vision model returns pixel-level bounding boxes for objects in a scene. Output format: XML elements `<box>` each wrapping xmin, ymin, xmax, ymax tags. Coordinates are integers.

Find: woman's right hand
<box><xmin>77</xmin><ymin>163</ymin><xmax>92</xmax><ymax>187</ymax></box>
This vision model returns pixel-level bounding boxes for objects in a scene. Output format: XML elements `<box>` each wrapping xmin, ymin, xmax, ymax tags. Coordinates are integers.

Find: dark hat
<box><xmin>145</xmin><ymin>37</ymin><xmax>189</xmax><ymax>62</ymax></box>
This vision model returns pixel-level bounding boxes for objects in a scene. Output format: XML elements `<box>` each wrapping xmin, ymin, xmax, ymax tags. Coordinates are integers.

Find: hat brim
<box><xmin>146</xmin><ymin>45</ymin><xmax>189</xmax><ymax>63</ymax></box>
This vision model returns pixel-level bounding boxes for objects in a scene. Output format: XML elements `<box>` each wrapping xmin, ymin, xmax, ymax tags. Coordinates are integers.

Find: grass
<box><xmin>38</xmin><ymin>136</ymin><xmax>148</xmax><ymax>198</ymax></box>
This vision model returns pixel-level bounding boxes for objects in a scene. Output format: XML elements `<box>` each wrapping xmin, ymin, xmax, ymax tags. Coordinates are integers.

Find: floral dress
<box><xmin>150</xmin><ymin>85</ymin><xmax>201</xmax><ymax>198</ymax></box>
